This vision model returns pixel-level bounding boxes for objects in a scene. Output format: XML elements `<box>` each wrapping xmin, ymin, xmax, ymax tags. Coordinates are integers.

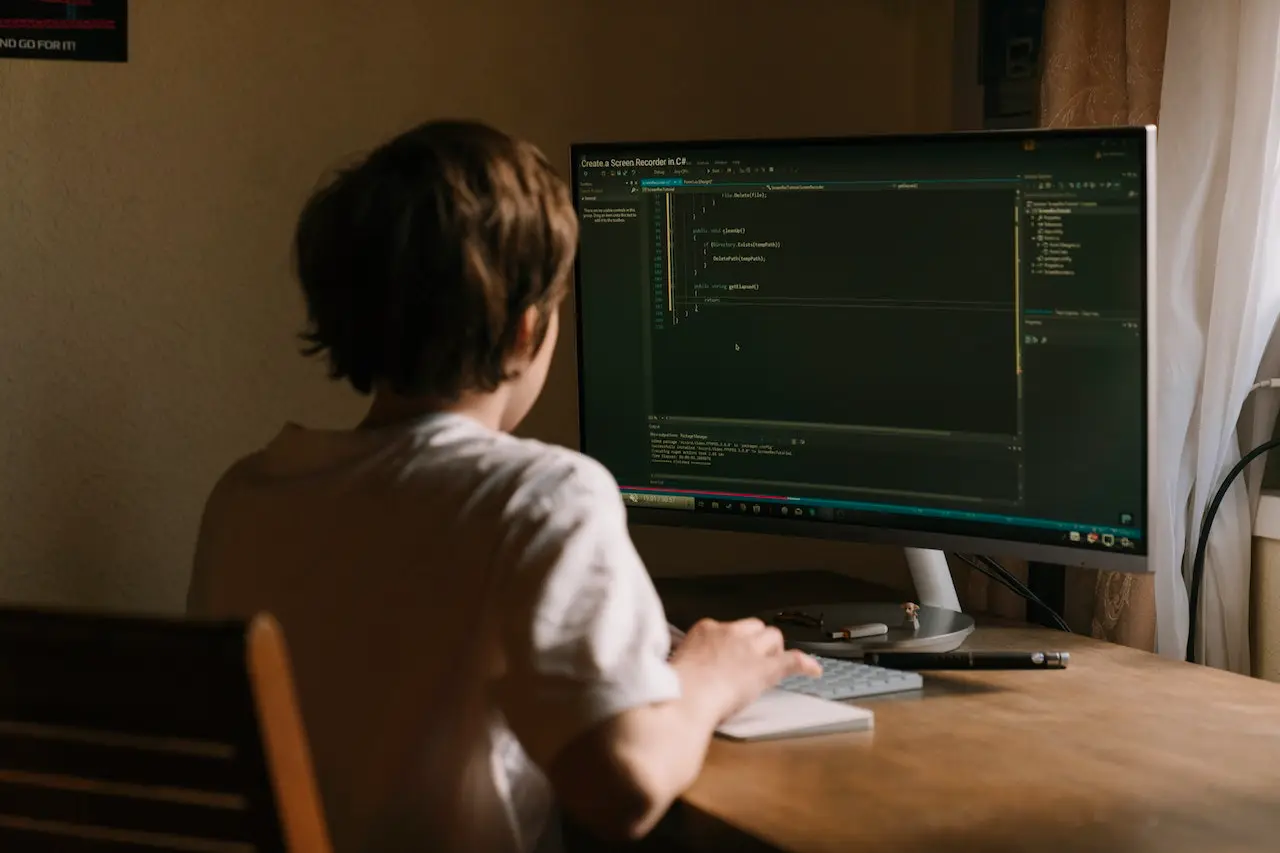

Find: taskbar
<box><xmin>619</xmin><ymin>487</ymin><xmax>1144</xmax><ymax>555</ymax></box>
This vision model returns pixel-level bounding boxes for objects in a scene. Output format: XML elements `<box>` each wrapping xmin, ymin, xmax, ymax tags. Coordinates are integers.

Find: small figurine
<box><xmin>902</xmin><ymin>601</ymin><xmax>921</xmax><ymax>630</ymax></box>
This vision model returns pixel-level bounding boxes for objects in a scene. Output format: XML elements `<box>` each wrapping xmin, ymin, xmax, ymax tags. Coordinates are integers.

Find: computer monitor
<box><xmin>572</xmin><ymin>127</ymin><xmax>1154</xmax><ymax>578</ymax></box>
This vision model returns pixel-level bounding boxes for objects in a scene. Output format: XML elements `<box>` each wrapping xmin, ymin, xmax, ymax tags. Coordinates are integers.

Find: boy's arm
<box><xmin>494</xmin><ymin>458</ymin><xmax>817</xmax><ymax>841</ymax></box>
<box><xmin>544</xmin><ymin>677</ymin><xmax>719</xmax><ymax>840</ymax></box>
<box><xmin>545</xmin><ymin>618</ymin><xmax>815</xmax><ymax>840</ymax></box>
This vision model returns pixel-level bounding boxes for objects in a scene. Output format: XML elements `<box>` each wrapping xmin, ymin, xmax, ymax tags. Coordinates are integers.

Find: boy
<box><xmin>187</xmin><ymin>120</ymin><xmax>819</xmax><ymax>852</ymax></box>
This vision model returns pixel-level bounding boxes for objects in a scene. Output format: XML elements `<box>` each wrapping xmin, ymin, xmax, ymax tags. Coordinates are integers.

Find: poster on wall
<box><xmin>0</xmin><ymin>0</ymin><xmax>127</xmax><ymax>63</ymax></box>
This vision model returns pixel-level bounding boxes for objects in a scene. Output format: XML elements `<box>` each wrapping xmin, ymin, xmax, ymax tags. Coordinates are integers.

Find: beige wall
<box><xmin>0</xmin><ymin>0</ymin><xmax>964</xmax><ymax>613</ymax></box>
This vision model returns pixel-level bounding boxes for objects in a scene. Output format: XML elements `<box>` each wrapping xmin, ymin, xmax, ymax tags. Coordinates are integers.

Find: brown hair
<box><xmin>294</xmin><ymin>120</ymin><xmax>578</xmax><ymax>398</ymax></box>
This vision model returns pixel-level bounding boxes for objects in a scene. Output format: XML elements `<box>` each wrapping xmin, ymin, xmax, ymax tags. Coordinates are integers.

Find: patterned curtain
<box><xmin>1040</xmin><ymin>0</ymin><xmax>1169</xmax><ymax>649</ymax></box>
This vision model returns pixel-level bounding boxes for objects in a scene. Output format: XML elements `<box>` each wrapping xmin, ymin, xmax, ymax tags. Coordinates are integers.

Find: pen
<box><xmin>863</xmin><ymin>650</ymin><xmax>1070</xmax><ymax>670</ymax></box>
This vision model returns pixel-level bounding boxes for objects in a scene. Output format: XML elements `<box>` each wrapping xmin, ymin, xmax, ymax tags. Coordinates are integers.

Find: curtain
<box><xmin>962</xmin><ymin>1</ymin><xmax>1280</xmax><ymax>670</ymax></box>
<box><xmin>1030</xmin><ymin>0</ymin><xmax>1280</xmax><ymax>669</ymax></box>
<box><xmin>1037</xmin><ymin>0</ymin><xmax>1169</xmax><ymax>652</ymax></box>
<box><xmin>1153</xmin><ymin>0</ymin><xmax>1280</xmax><ymax>669</ymax></box>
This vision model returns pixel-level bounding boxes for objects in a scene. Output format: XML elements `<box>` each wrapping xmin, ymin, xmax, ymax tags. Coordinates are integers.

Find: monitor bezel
<box><xmin>571</xmin><ymin>126</ymin><xmax>1155</xmax><ymax>573</ymax></box>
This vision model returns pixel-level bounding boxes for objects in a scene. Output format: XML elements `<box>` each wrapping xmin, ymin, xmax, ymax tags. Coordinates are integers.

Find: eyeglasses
<box><xmin>772</xmin><ymin>609</ymin><xmax>824</xmax><ymax>629</ymax></box>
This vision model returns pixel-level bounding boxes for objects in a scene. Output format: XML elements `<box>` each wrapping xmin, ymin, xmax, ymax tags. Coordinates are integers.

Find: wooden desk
<box><xmin>672</xmin><ymin>627</ymin><xmax>1280</xmax><ymax>853</ymax></box>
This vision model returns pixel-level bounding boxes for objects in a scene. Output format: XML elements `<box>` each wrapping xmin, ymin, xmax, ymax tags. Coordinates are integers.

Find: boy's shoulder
<box><xmin>379</xmin><ymin>414</ymin><xmax>624</xmax><ymax>513</ymax></box>
<box><xmin>211</xmin><ymin>415</ymin><xmax>619</xmax><ymax>512</ymax></box>
<box><xmin>407</xmin><ymin>420</ymin><xmax>626</xmax><ymax>545</ymax></box>
<box><xmin>473</xmin><ymin>427</ymin><xmax>620</xmax><ymax>510</ymax></box>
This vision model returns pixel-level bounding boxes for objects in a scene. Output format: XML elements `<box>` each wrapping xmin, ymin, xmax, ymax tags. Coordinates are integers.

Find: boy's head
<box><xmin>294</xmin><ymin>120</ymin><xmax>577</xmax><ymax>429</ymax></box>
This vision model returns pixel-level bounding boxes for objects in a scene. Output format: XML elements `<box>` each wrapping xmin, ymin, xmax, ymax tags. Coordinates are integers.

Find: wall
<box><xmin>0</xmin><ymin>0</ymin><xmax>963</xmax><ymax>613</ymax></box>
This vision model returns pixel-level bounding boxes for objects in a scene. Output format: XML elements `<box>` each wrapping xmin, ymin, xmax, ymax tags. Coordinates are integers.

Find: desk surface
<box><xmin>674</xmin><ymin>626</ymin><xmax>1280</xmax><ymax>853</ymax></box>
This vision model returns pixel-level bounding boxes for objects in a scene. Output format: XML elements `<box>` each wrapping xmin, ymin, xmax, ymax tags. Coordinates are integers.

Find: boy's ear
<box><xmin>511</xmin><ymin>304</ymin><xmax>543</xmax><ymax>361</ymax></box>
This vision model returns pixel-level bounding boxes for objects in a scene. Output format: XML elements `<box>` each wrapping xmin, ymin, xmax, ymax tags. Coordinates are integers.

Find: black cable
<box><xmin>975</xmin><ymin>554</ymin><xmax>1027</xmax><ymax>589</ymax></box>
<box><xmin>954</xmin><ymin>553</ymin><xmax>1072</xmax><ymax>633</ymax></box>
<box><xmin>956</xmin><ymin>553</ymin><xmax>1039</xmax><ymax>617</ymax></box>
<box><xmin>977</xmin><ymin>555</ymin><xmax>1039</xmax><ymax>600</ymax></box>
<box><xmin>956</xmin><ymin>554</ymin><xmax>1022</xmax><ymax>606</ymax></box>
<box><xmin>969</xmin><ymin>554</ymin><xmax>1071</xmax><ymax>632</ymax></box>
<box><xmin>979</xmin><ymin>555</ymin><xmax>1073</xmax><ymax>633</ymax></box>
<box><xmin>1185</xmin><ymin>436</ymin><xmax>1280</xmax><ymax>663</ymax></box>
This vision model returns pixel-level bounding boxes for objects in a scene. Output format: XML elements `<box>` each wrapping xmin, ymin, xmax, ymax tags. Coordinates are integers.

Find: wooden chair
<box><xmin>0</xmin><ymin>607</ymin><xmax>331</xmax><ymax>852</ymax></box>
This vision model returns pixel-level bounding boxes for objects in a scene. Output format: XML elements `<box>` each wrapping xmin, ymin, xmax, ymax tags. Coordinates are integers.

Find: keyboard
<box><xmin>779</xmin><ymin>655</ymin><xmax>923</xmax><ymax>701</ymax></box>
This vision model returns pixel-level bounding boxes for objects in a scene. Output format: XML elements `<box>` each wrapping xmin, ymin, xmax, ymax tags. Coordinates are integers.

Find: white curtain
<box><xmin>1154</xmin><ymin>0</ymin><xmax>1280</xmax><ymax>669</ymax></box>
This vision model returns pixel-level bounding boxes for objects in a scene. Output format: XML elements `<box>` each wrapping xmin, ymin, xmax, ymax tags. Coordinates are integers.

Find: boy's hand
<box><xmin>669</xmin><ymin>617</ymin><xmax>822</xmax><ymax>723</ymax></box>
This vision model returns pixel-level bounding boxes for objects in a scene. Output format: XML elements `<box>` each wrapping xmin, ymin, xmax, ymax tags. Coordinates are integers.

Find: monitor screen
<box><xmin>572</xmin><ymin>128</ymin><xmax>1153</xmax><ymax>571</ymax></box>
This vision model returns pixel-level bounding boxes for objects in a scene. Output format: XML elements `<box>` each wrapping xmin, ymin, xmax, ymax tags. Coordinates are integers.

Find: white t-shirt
<box><xmin>187</xmin><ymin>413</ymin><xmax>682</xmax><ymax>853</ymax></box>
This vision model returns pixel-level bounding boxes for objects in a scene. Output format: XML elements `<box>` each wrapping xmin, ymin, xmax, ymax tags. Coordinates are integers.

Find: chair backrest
<box><xmin>0</xmin><ymin>607</ymin><xmax>332</xmax><ymax>853</ymax></box>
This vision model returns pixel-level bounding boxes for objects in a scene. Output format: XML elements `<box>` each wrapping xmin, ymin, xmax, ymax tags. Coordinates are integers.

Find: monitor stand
<box><xmin>904</xmin><ymin>547</ymin><xmax>962</xmax><ymax>612</ymax></box>
<box><xmin>756</xmin><ymin>548</ymin><xmax>975</xmax><ymax>658</ymax></box>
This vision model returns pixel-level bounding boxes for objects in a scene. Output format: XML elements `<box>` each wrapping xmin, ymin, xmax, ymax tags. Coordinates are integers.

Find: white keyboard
<box><xmin>779</xmin><ymin>655</ymin><xmax>923</xmax><ymax>701</ymax></box>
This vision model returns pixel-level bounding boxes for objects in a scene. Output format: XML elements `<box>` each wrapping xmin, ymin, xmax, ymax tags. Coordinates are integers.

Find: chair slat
<box><xmin>0</xmin><ymin>814</ymin><xmax>255</xmax><ymax>853</ymax></box>
<box><xmin>0</xmin><ymin>654</ymin><xmax>252</xmax><ymax>740</ymax></box>
<box><xmin>0</xmin><ymin>778</ymin><xmax>256</xmax><ymax>841</ymax></box>
<box><xmin>0</xmin><ymin>729</ymin><xmax>243</xmax><ymax>793</ymax></box>
<box><xmin>0</xmin><ymin>609</ymin><xmax>245</xmax><ymax>657</ymax></box>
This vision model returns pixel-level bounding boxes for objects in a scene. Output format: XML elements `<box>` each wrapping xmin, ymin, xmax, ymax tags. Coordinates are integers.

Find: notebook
<box><xmin>715</xmin><ymin>689</ymin><xmax>875</xmax><ymax>741</ymax></box>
